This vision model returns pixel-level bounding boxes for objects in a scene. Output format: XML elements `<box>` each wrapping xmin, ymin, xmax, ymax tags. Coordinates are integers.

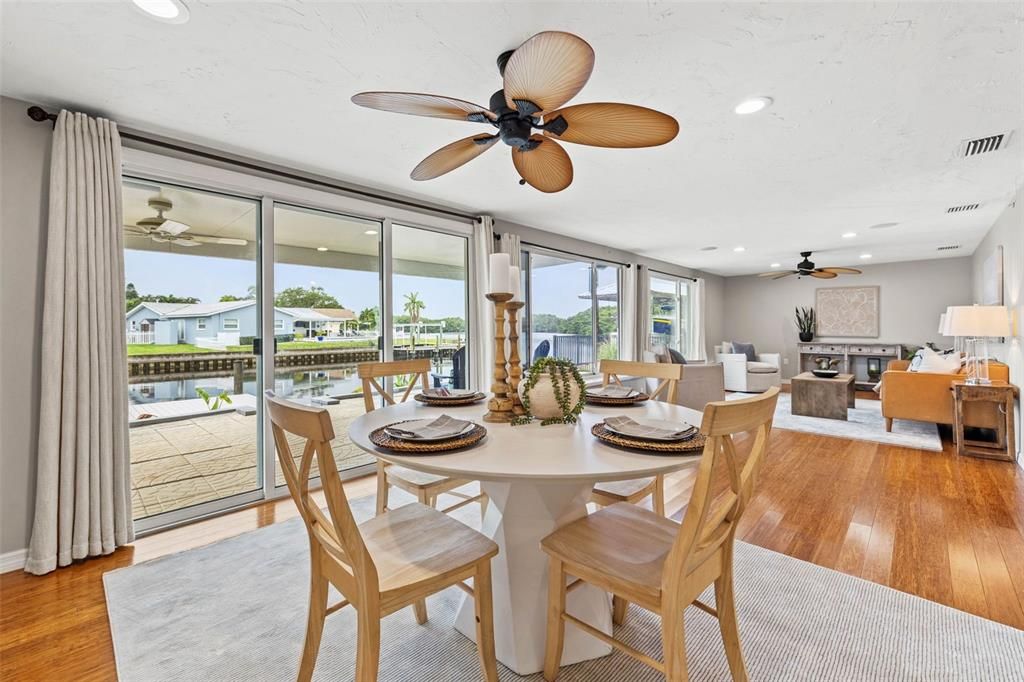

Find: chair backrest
<box><xmin>264</xmin><ymin>391</ymin><xmax>378</xmax><ymax>601</ymax></box>
<box><xmin>599</xmin><ymin>359</ymin><xmax>683</xmax><ymax>401</ymax></box>
<box><xmin>452</xmin><ymin>346</ymin><xmax>466</xmax><ymax>389</ymax></box>
<box><xmin>532</xmin><ymin>339</ymin><xmax>551</xmax><ymax>364</ymax></box>
<box><xmin>662</xmin><ymin>386</ymin><xmax>779</xmax><ymax>596</ymax></box>
<box><xmin>357</xmin><ymin>359</ymin><xmax>431</xmax><ymax>413</ymax></box>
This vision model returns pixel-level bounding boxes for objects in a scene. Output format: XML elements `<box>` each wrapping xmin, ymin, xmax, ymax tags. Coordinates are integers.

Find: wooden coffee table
<box><xmin>791</xmin><ymin>372</ymin><xmax>855</xmax><ymax>420</ymax></box>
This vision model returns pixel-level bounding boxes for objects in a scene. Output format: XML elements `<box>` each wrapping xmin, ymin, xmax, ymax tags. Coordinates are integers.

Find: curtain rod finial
<box><xmin>27</xmin><ymin>106</ymin><xmax>57</xmax><ymax>123</ymax></box>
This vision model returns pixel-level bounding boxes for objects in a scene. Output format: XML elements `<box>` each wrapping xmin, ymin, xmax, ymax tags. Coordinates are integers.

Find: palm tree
<box><xmin>403</xmin><ymin>292</ymin><xmax>425</xmax><ymax>348</ymax></box>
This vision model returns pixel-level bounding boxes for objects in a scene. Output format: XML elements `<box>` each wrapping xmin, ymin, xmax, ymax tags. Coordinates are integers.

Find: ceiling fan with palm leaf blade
<box><xmin>758</xmin><ymin>252</ymin><xmax>862</xmax><ymax>280</ymax></box>
<box><xmin>351</xmin><ymin>31</ymin><xmax>679</xmax><ymax>193</ymax></box>
<box><xmin>124</xmin><ymin>195</ymin><xmax>248</xmax><ymax>248</ymax></box>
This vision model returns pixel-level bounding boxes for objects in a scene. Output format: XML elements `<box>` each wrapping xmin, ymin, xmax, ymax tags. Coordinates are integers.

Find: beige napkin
<box><xmin>603</xmin><ymin>415</ymin><xmax>695</xmax><ymax>440</ymax></box>
<box><xmin>587</xmin><ymin>385</ymin><xmax>638</xmax><ymax>399</ymax></box>
<box><xmin>422</xmin><ymin>388</ymin><xmax>477</xmax><ymax>399</ymax></box>
<box><xmin>385</xmin><ymin>415</ymin><xmax>473</xmax><ymax>440</ymax></box>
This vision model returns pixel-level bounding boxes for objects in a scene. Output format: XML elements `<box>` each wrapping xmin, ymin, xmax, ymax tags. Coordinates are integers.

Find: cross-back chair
<box><xmin>541</xmin><ymin>386</ymin><xmax>779</xmax><ymax>681</ymax></box>
<box><xmin>265</xmin><ymin>391</ymin><xmax>499</xmax><ymax>682</ymax></box>
<box><xmin>358</xmin><ymin>359</ymin><xmax>486</xmax><ymax>516</ymax></box>
<box><xmin>590</xmin><ymin>359</ymin><xmax>685</xmax><ymax>515</ymax></box>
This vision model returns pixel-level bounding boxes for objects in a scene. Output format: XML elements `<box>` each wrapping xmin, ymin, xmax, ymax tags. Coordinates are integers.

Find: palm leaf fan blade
<box><xmin>411</xmin><ymin>135</ymin><xmax>499</xmax><ymax>181</ymax></box>
<box><xmin>543</xmin><ymin>103</ymin><xmax>679</xmax><ymax>148</ymax></box>
<box><xmin>503</xmin><ymin>31</ymin><xmax>595</xmax><ymax>113</ymax></box>
<box><xmin>511</xmin><ymin>135</ymin><xmax>573</xmax><ymax>193</ymax></box>
<box><xmin>352</xmin><ymin>92</ymin><xmax>495</xmax><ymax>121</ymax></box>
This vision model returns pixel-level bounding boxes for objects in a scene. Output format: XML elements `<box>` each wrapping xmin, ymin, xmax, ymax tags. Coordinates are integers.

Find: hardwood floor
<box><xmin>2</xmin><ymin>427</ymin><xmax>1022</xmax><ymax>680</ymax></box>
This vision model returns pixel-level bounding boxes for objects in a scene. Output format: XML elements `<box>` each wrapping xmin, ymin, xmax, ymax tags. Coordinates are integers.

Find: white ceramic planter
<box><xmin>520</xmin><ymin>372</ymin><xmax>583</xmax><ymax>420</ymax></box>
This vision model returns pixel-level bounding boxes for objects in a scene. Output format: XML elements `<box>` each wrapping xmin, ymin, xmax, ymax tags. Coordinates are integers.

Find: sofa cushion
<box><xmin>667</xmin><ymin>348</ymin><xmax>687</xmax><ymax>364</ymax></box>
<box><xmin>731</xmin><ymin>341</ymin><xmax>757</xmax><ymax>362</ymax></box>
<box><xmin>746</xmin><ymin>361</ymin><xmax>779</xmax><ymax>374</ymax></box>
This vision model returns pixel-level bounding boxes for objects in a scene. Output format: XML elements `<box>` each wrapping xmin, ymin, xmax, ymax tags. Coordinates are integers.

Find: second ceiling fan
<box><xmin>759</xmin><ymin>252</ymin><xmax>862</xmax><ymax>280</ymax></box>
<box><xmin>352</xmin><ymin>31</ymin><xmax>679</xmax><ymax>193</ymax></box>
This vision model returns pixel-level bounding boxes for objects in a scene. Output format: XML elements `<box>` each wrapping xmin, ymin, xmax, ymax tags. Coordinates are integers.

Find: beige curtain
<box><xmin>469</xmin><ymin>216</ymin><xmax>496</xmax><ymax>392</ymax></box>
<box><xmin>691</xmin><ymin>277</ymin><xmax>707</xmax><ymax>361</ymax></box>
<box><xmin>25</xmin><ymin>110</ymin><xmax>133</xmax><ymax>575</ymax></box>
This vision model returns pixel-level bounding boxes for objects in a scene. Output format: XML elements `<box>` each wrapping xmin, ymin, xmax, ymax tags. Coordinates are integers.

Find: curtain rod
<box><xmin>513</xmin><ymin>238</ymin><xmax>632</xmax><ymax>268</ymax></box>
<box><xmin>26</xmin><ymin>105</ymin><xmax>480</xmax><ymax>224</ymax></box>
<box><xmin>649</xmin><ymin>268</ymin><xmax>697</xmax><ymax>283</ymax></box>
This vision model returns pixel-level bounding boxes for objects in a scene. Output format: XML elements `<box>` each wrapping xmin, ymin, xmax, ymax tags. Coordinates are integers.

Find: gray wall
<box><xmin>0</xmin><ymin>96</ymin><xmax>51</xmax><ymax>555</ymax></box>
<box><xmin>494</xmin><ymin>218</ymin><xmax>726</xmax><ymax>360</ymax></box>
<box><xmin>971</xmin><ymin>189</ymin><xmax>1022</xmax><ymax>462</ymax></box>
<box><xmin>721</xmin><ymin>257</ymin><xmax>974</xmax><ymax>380</ymax></box>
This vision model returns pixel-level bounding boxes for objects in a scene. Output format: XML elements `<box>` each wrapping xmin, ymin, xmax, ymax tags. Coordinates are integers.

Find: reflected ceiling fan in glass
<box><xmin>124</xmin><ymin>195</ymin><xmax>248</xmax><ymax>248</ymax></box>
<box><xmin>757</xmin><ymin>252</ymin><xmax>862</xmax><ymax>280</ymax></box>
<box><xmin>351</xmin><ymin>30</ymin><xmax>679</xmax><ymax>193</ymax></box>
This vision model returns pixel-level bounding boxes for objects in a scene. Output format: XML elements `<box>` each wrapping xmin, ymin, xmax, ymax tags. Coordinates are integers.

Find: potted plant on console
<box><xmin>796</xmin><ymin>306</ymin><xmax>815</xmax><ymax>342</ymax></box>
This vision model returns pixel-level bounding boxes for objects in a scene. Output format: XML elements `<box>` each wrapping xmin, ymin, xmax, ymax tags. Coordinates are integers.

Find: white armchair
<box><xmin>714</xmin><ymin>343</ymin><xmax>782</xmax><ymax>393</ymax></box>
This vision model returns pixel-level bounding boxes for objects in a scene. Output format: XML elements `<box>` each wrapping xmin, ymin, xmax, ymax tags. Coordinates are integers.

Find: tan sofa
<box><xmin>880</xmin><ymin>359</ymin><xmax>1009</xmax><ymax>431</ymax></box>
<box><xmin>642</xmin><ymin>350</ymin><xmax>726</xmax><ymax>411</ymax></box>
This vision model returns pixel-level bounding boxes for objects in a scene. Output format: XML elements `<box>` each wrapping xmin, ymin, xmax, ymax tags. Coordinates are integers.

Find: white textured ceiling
<box><xmin>2</xmin><ymin>2</ymin><xmax>1022</xmax><ymax>276</ymax></box>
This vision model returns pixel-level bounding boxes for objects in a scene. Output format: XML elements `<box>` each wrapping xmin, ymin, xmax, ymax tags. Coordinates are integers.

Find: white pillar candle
<box><xmin>508</xmin><ymin>265</ymin><xmax>521</xmax><ymax>302</ymax></box>
<box><xmin>489</xmin><ymin>253</ymin><xmax>511</xmax><ymax>294</ymax></box>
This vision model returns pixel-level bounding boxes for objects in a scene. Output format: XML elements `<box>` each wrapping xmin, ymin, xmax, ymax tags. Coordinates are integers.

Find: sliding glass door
<box><xmin>121</xmin><ymin>162</ymin><xmax>475</xmax><ymax>531</ymax></box>
<box><xmin>650</xmin><ymin>273</ymin><xmax>693</xmax><ymax>353</ymax></box>
<box><xmin>123</xmin><ymin>178</ymin><xmax>264</xmax><ymax>529</ymax></box>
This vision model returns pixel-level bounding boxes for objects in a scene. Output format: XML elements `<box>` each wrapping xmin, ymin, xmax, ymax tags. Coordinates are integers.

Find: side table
<box><xmin>951</xmin><ymin>381</ymin><xmax>1019</xmax><ymax>461</ymax></box>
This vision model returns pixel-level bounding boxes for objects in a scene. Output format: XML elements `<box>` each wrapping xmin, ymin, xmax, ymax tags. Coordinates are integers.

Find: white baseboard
<box><xmin>0</xmin><ymin>548</ymin><xmax>27</xmax><ymax>574</ymax></box>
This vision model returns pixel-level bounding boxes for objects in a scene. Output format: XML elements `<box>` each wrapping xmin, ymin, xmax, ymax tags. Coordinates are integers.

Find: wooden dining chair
<box><xmin>358</xmin><ymin>359</ymin><xmax>486</xmax><ymax>516</ymax></box>
<box><xmin>265</xmin><ymin>391</ymin><xmax>499</xmax><ymax>682</ymax></box>
<box><xmin>541</xmin><ymin>386</ymin><xmax>779</xmax><ymax>681</ymax></box>
<box><xmin>590</xmin><ymin>359</ymin><xmax>685</xmax><ymax>516</ymax></box>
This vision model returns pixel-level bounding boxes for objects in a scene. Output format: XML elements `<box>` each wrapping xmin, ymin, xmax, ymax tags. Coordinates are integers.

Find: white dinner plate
<box><xmin>604</xmin><ymin>418</ymin><xmax>696</xmax><ymax>442</ymax></box>
<box><xmin>384</xmin><ymin>418</ymin><xmax>475</xmax><ymax>441</ymax></box>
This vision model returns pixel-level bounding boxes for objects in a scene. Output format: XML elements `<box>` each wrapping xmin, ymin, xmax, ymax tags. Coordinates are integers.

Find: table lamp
<box><xmin>945</xmin><ymin>305</ymin><xmax>1010</xmax><ymax>384</ymax></box>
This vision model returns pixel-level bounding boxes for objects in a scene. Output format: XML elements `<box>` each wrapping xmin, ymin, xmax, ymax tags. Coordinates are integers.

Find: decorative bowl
<box><xmin>811</xmin><ymin>369</ymin><xmax>840</xmax><ymax>378</ymax></box>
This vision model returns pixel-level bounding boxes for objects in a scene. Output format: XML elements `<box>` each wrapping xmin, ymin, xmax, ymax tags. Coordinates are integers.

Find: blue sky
<box><xmin>124</xmin><ymin>250</ymin><xmax>604</xmax><ymax>319</ymax></box>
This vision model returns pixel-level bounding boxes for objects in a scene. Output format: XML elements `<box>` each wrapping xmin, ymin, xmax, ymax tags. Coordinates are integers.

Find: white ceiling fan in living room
<box><xmin>124</xmin><ymin>195</ymin><xmax>248</xmax><ymax>248</ymax></box>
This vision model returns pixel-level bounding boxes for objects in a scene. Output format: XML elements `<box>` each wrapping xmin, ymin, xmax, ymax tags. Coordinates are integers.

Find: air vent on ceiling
<box><xmin>946</xmin><ymin>203</ymin><xmax>980</xmax><ymax>213</ymax></box>
<box><xmin>958</xmin><ymin>131</ymin><xmax>1012</xmax><ymax>158</ymax></box>
<box><xmin>936</xmin><ymin>244</ymin><xmax>961</xmax><ymax>251</ymax></box>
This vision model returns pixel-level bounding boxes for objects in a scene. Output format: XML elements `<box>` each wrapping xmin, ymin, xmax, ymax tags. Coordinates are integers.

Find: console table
<box><xmin>797</xmin><ymin>342</ymin><xmax>903</xmax><ymax>390</ymax></box>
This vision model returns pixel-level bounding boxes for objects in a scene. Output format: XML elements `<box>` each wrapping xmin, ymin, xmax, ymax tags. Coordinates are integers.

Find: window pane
<box><xmin>597</xmin><ymin>264</ymin><xmax>619</xmax><ymax>363</ymax></box>
<box><xmin>273</xmin><ymin>204</ymin><xmax>381</xmax><ymax>480</ymax></box>
<box><xmin>392</xmin><ymin>224</ymin><xmax>469</xmax><ymax>391</ymax></box>
<box><xmin>123</xmin><ymin>179</ymin><xmax>261</xmax><ymax>521</ymax></box>
<box><xmin>529</xmin><ymin>253</ymin><xmax>595</xmax><ymax>373</ymax></box>
<box><xmin>650</xmin><ymin>275</ymin><xmax>678</xmax><ymax>350</ymax></box>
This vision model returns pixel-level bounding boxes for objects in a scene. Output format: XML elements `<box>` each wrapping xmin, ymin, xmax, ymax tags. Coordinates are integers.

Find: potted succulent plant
<box><xmin>795</xmin><ymin>306</ymin><xmax>815</xmax><ymax>342</ymax></box>
<box><xmin>514</xmin><ymin>357</ymin><xmax>586</xmax><ymax>426</ymax></box>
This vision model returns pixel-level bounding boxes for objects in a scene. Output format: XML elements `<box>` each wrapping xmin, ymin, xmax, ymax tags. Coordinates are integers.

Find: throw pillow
<box><xmin>908</xmin><ymin>348</ymin><xmax>927</xmax><ymax>371</ymax></box>
<box><xmin>667</xmin><ymin>348</ymin><xmax>687</xmax><ymax>364</ymax></box>
<box><xmin>917</xmin><ymin>348</ymin><xmax>962</xmax><ymax>374</ymax></box>
<box><xmin>720</xmin><ymin>341</ymin><xmax>734</xmax><ymax>354</ymax></box>
<box><xmin>651</xmin><ymin>344</ymin><xmax>671</xmax><ymax>363</ymax></box>
<box><xmin>731</xmin><ymin>341</ymin><xmax>757</xmax><ymax>362</ymax></box>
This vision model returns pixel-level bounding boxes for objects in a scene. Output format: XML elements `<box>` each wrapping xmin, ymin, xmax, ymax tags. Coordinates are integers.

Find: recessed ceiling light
<box><xmin>364</xmin><ymin>229</ymin><xmax>378</xmax><ymax>235</ymax></box>
<box><xmin>131</xmin><ymin>0</ymin><xmax>189</xmax><ymax>23</ymax></box>
<box><xmin>733</xmin><ymin>246</ymin><xmax>746</xmax><ymax>252</ymax></box>
<box><xmin>699</xmin><ymin>246</ymin><xmax>718</xmax><ymax>252</ymax></box>
<box><xmin>869</xmin><ymin>222</ymin><xmax>899</xmax><ymax>230</ymax></box>
<box><xmin>316</xmin><ymin>246</ymin><xmax>328</xmax><ymax>252</ymax></box>
<box><xmin>770</xmin><ymin>263</ymin><xmax>781</xmax><ymax>268</ymax></box>
<box><xmin>734</xmin><ymin>97</ymin><xmax>773</xmax><ymax>115</ymax></box>
<box><xmin>860</xmin><ymin>253</ymin><xmax>873</xmax><ymax>259</ymax></box>
<box><xmin>842</xmin><ymin>232</ymin><xmax>857</xmax><ymax>239</ymax></box>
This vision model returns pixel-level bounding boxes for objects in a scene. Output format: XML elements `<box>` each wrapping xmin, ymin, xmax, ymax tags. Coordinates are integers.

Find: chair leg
<box><xmin>411</xmin><ymin>488</ymin><xmax>431</xmax><ymax>624</ymax></box>
<box><xmin>653</xmin><ymin>474</ymin><xmax>666</xmax><ymax>516</ymax></box>
<box><xmin>612</xmin><ymin>595</ymin><xmax>628</xmax><ymax>626</ymax></box>
<box><xmin>297</xmin><ymin>554</ymin><xmax>328</xmax><ymax>682</ymax></box>
<box><xmin>715</xmin><ymin>553</ymin><xmax>749</xmax><ymax>681</ymax></box>
<box><xmin>473</xmin><ymin>560</ymin><xmax>499</xmax><ymax>682</ymax></box>
<box><xmin>354</xmin><ymin>607</ymin><xmax>381</xmax><ymax>682</ymax></box>
<box><xmin>662</xmin><ymin>608</ymin><xmax>689</xmax><ymax>682</ymax></box>
<box><xmin>543</xmin><ymin>558</ymin><xmax>567</xmax><ymax>681</ymax></box>
<box><xmin>375</xmin><ymin>460</ymin><xmax>389</xmax><ymax>516</ymax></box>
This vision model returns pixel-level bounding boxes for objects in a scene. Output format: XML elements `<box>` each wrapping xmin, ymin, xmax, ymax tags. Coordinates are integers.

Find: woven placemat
<box><xmin>584</xmin><ymin>392</ymin><xmax>650</xmax><ymax>406</ymax></box>
<box><xmin>370</xmin><ymin>420</ymin><xmax>487</xmax><ymax>454</ymax></box>
<box><xmin>591</xmin><ymin>421</ymin><xmax>705</xmax><ymax>454</ymax></box>
<box><xmin>414</xmin><ymin>392</ymin><xmax>487</xmax><ymax>407</ymax></box>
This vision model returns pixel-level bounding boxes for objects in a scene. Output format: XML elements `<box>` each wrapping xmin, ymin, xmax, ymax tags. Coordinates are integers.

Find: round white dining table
<box><xmin>348</xmin><ymin>399</ymin><xmax>704</xmax><ymax>676</ymax></box>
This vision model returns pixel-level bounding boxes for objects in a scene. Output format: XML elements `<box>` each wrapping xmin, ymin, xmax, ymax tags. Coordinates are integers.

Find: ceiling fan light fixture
<box><xmin>131</xmin><ymin>0</ymin><xmax>189</xmax><ymax>23</ymax></box>
<box><xmin>734</xmin><ymin>97</ymin><xmax>772</xmax><ymax>115</ymax></box>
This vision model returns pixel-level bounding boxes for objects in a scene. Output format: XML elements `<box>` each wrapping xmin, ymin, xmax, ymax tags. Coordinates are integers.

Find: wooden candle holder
<box><xmin>483</xmin><ymin>293</ymin><xmax>515</xmax><ymax>423</ymax></box>
<box><xmin>506</xmin><ymin>301</ymin><xmax>526</xmax><ymax>416</ymax></box>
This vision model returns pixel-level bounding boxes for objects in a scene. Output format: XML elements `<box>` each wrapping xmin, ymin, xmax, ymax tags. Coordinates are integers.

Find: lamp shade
<box><xmin>945</xmin><ymin>305</ymin><xmax>1010</xmax><ymax>337</ymax></box>
<box><xmin>938</xmin><ymin>313</ymin><xmax>948</xmax><ymax>335</ymax></box>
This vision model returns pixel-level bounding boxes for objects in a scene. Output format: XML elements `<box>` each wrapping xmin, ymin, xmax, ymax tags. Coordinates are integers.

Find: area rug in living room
<box><xmin>727</xmin><ymin>391</ymin><xmax>942</xmax><ymax>451</ymax></box>
<box><xmin>103</xmin><ymin>492</ymin><xmax>1022</xmax><ymax>681</ymax></box>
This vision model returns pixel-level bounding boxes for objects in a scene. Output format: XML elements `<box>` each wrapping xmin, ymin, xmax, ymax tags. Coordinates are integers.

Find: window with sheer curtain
<box><xmin>649</xmin><ymin>274</ymin><xmax>694</xmax><ymax>356</ymax></box>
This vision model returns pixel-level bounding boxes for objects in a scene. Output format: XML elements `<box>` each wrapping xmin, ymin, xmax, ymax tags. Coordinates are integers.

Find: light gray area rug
<box><xmin>727</xmin><ymin>391</ymin><xmax>942</xmax><ymax>451</ymax></box>
<box><xmin>105</xmin><ymin>492</ymin><xmax>1023</xmax><ymax>681</ymax></box>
